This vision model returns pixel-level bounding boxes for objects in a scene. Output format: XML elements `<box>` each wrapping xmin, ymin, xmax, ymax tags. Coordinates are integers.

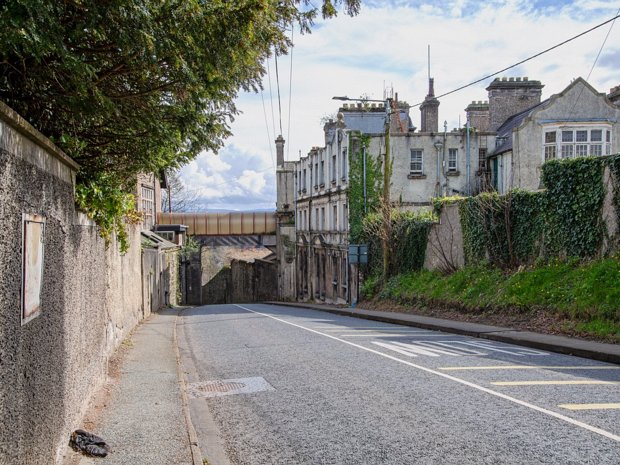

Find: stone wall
<box><xmin>423</xmin><ymin>204</ymin><xmax>465</xmax><ymax>272</ymax></box>
<box><xmin>0</xmin><ymin>102</ymin><xmax>144</xmax><ymax>464</ymax></box>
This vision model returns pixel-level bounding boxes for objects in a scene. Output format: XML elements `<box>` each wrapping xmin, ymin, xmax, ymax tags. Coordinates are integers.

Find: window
<box><xmin>141</xmin><ymin>186</ymin><xmax>154</xmax><ymax>228</ymax></box>
<box><xmin>314</xmin><ymin>163</ymin><xmax>318</xmax><ymax>187</ymax></box>
<box><xmin>320</xmin><ymin>160</ymin><xmax>325</xmax><ymax>185</ymax></box>
<box><xmin>302</xmin><ymin>169</ymin><xmax>307</xmax><ymax>190</ymax></box>
<box><xmin>448</xmin><ymin>149</ymin><xmax>458</xmax><ymax>172</ymax></box>
<box><xmin>478</xmin><ymin>148</ymin><xmax>487</xmax><ymax>170</ymax></box>
<box><xmin>320</xmin><ymin>207</ymin><xmax>325</xmax><ymax>230</ymax></box>
<box><xmin>410</xmin><ymin>149</ymin><xmax>423</xmax><ymax>175</ymax></box>
<box><xmin>545</xmin><ymin>126</ymin><xmax>612</xmax><ymax>160</ymax></box>
<box><xmin>333</xmin><ymin>205</ymin><xmax>338</xmax><ymax>231</ymax></box>
<box><xmin>544</xmin><ymin>130</ymin><xmax>557</xmax><ymax>161</ymax></box>
<box><xmin>341</xmin><ymin>149</ymin><xmax>347</xmax><ymax>180</ymax></box>
<box><xmin>331</xmin><ymin>154</ymin><xmax>337</xmax><ymax>182</ymax></box>
<box><xmin>342</xmin><ymin>203</ymin><xmax>348</xmax><ymax>230</ymax></box>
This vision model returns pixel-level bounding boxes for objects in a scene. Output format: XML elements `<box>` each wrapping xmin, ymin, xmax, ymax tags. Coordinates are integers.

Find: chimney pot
<box><xmin>509</xmin><ymin>77</ymin><xmax>514</xmax><ymax>82</ymax></box>
<box><xmin>516</xmin><ymin>77</ymin><xmax>521</xmax><ymax>82</ymax></box>
<box><xmin>523</xmin><ymin>77</ymin><xmax>528</xmax><ymax>81</ymax></box>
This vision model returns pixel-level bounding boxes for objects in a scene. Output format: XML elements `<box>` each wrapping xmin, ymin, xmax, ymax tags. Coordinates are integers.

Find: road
<box><xmin>177</xmin><ymin>303</ymin><xmax>620</xmax><ymax>465</ymax></box>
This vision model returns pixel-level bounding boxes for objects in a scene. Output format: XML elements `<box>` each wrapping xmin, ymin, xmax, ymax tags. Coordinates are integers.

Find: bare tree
<box><xmin>161</xmin><ymin>169</ymin><xmax>200</xmax><ymax>212</ymax></box>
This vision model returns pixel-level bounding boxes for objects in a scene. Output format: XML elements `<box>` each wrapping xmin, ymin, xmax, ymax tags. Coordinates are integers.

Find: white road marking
<box><xmin>235</xmin><ymin>304</ymin><xmax>620</xmax><ymax>443</ymax></box>
<box><xmin>560</xmin><ymin>403</ymin><xmax>620</xmax><ymax>410</ymax></box>
<box><xmin>492</xmin><ymin>380</ymin><xmax>619</xmax><ymax>386</ymax></box>
<box><xmin>453</xmin><ymin>340</ymin><xmax>548</xmax><ymax>356</ymax></box>
<box><xmin>440</xmin><ymin>366</ymin><xmax>620</xmax><ymax>371</ymax></box>
<box><xmin>320</xmin><ymin>328</ymin><xmax>431</xmax><ymax>333</ymax></box>
<box><xmin>339</xmin><ymin>333</ymin><xmax>448</xmax><ymax>338</ymax></box>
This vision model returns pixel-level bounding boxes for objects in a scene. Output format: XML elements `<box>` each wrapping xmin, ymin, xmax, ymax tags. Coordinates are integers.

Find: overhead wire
<box><xmin>266</xmin><ymin>57</ymin><xmax>277</xmax><ymax>140</ymax></box>
<box><xmin>287</xmin><ymin>23</ymin><xmax>295</xmax><ymax>161</ymax></box>
<box><xmin>260</xmin><ymin>88</ymin><xmax>275</xmax><ymax>169</ymax></box>
<box><xmin>274</xmin><ymin>52</ymin><xmax>284</xmax><ymax>136</ymax></box>
<box><xmin>568</xmin><ymin>6</ymin><xmax>619</xmax><ymax>117</ymax></box>
<box><xmin>408</xmin><ymin>12</ymin><xmax>620</xmax><ymax>109</ymax></box>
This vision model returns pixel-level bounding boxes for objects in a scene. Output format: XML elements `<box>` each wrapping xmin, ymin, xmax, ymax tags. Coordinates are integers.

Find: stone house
<box><xmin>488</xmin><ymin>77</ymin><xmax>620</xmax><ymax>193</ymax></box>
<box><xmin>286</xmin><ymin>76</ymin><xmax>620</xmax><ymax>304</ymax></box>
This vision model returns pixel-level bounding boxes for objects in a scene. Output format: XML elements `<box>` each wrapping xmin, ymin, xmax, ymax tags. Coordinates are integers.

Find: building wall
<box><xmin>511</xmin><ymin>79</ymin><xmax>620</xmax><ymax>192</ymax></box>
<box><xmin>0</xmin><ymin>102</ymin><xmax>143</xmax><ymax>464</ymax></box>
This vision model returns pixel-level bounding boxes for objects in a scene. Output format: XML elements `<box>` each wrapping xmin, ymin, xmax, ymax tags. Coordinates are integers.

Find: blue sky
<box><xmin>180</xmin><ymin>0</ymin><xmax>620</xmax><ymax>211</ymax></box>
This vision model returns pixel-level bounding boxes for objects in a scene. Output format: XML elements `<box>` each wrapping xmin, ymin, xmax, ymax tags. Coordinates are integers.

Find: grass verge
<box><xmin>363</xmin><ymin>258</ymin><xmax>620</xmax><ymax>343</ymax></box>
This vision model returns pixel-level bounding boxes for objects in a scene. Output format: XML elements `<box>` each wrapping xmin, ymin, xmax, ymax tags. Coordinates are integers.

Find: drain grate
<box><xmin>188</xmin><ymin>377</ymin><xmax>275</xmax><ymax>399</ymax></box>
<box><xmin>196</xmin><ymin>381</ymin><xmax>246</xmax><ymax>393</ymax></box>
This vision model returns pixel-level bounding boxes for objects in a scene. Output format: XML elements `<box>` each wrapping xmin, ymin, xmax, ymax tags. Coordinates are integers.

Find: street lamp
<box><xmin>433</xmin><ymin>139</ymin><xmax>443</xmax><ymax>197</ymax></box>
<box><xmin>332</xmin><ymin>94</ymin><xmax>393</xmax><ymax>280</ymax></box>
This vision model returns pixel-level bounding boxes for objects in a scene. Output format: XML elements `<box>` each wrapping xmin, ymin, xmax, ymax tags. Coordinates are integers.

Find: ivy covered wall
<box><xmin>445</xmin><ymin>154</ymin><xmax>620</xmax><ymax>269</ymax></box>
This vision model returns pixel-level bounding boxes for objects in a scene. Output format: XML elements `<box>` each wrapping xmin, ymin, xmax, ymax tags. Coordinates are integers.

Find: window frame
<box><xmin>542</xmin><ymin>123</ymin><xmax>613</xmax><ymax>161</ymax></box>
<box><xmin>410</xmin><ymin>149</ymin><xmax>423</xmax><ymax>175</ymax></box>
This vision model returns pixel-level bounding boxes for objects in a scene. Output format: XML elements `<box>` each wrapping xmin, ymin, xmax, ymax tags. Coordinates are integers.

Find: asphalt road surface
<box><xmin>177</xmin><ymin>303</ymin><xmax>620</xmax><ymax>465</ymax></box>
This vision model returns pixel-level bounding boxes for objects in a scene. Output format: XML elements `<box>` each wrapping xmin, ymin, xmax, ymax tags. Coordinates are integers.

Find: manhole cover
<box><xmin>188</xmin><ymin>377</ymin><xmax>275</xmax><ymax>399</ymax></box>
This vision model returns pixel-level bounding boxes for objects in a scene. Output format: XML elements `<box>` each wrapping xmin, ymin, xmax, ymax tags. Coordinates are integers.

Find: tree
<box><xmin>0</xmin><ymin>0</ymin><xmax>360</xmax><ymax>247</ymax></box>
<box><xmin>161</xmin><ymin>169</ymin><xmax>199</xmax><ymax>212</ymax></box>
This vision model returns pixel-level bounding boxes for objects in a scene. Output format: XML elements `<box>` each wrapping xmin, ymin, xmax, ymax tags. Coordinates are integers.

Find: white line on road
<box><xmin>234</xmin><ymin>304</ymin><xmax>620</xmax><ymax>443</ymax></box>
<box><xmin>440</xmin><ymin>366</ymin><xmax>620</xmax><ymax>371</ymax></box>
<box><xmin>492</xmin><ymin>380</ymin><xmax>619</xmax><ymax>386</ymax></box>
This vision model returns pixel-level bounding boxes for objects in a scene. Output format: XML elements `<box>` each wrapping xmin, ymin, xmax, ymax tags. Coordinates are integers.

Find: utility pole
<box><xmin>382</xmin><ymin>97</ymin><xmax>393</xmax><ymax>281</ymax></box>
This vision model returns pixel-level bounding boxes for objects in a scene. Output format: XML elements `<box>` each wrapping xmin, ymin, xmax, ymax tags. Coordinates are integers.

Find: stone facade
<box><xmin>487</xmin><ymin>77</ymin><xmax>544</xmax><ymax>131</ymax></box>
<box><xmin>490</xmin><ymin>78</ymin><xmax>620</xmax><ymax>193</ymax></box>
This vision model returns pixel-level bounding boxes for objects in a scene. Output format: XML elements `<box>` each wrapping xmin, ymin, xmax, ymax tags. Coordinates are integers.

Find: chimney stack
<box><xmin>275</xmin><ymin>134</ymin><xmax>285</xmax><ymax>166</ymax></box>
<box><xmin>465</xmin><ymin>100</ymin><xmax>490</xmax><ymax>132</ymax></box>
<box><xmin>486</xmin><ymin>77</ymin><xmax>543</xmax><ymax>131</ymax></box>
<box><xmin>420</xmin><ymin>77</ymin><xmax>440</xmax><ymax>132</ymax></box>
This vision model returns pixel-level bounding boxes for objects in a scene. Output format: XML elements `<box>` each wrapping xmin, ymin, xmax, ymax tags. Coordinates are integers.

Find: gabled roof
<box><xmin>489</xmin><ymin>77</ymin><xmax>614</xmax><ymax>158</ymax></box>
<box><xmin>490</xmin><ymin>99</ymin><xmax>548</xmax><ymax>156</ymax></box>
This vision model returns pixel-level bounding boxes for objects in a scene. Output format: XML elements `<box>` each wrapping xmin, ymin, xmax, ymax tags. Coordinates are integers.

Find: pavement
<box><xmin>63</xmin><ymin>301</ymin><xmax>618</xmax><ymax>465</ymax></box>
<box><xmin>63</xmin><ymin>308</ymin><xmax>202</xmax><ymax>465</ymax></box>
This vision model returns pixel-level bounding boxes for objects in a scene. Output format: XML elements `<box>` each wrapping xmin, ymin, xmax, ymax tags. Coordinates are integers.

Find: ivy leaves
<box><xmin>455</xmin><ymin>155</ymin><xmax>618</xmax><ymax>268</ymax></box>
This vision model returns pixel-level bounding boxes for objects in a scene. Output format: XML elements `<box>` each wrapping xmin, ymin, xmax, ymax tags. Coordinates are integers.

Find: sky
<box><xmin>179</xmin><ymin>0</ymin><xmax>620</xmax><ymax>211</ymax></box>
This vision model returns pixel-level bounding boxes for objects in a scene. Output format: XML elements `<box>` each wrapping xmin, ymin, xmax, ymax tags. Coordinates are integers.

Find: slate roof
<box><xmin>343</xmin><ymin>109</ymin><xmax>413</xmax><ymax>134</ymax></box>
<box><xmin>489</xmin><ymin>99</ymin><xmax>548</xmax><ymax>157</ymax></box>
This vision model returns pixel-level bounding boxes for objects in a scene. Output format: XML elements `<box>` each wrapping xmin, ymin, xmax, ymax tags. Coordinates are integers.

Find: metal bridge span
<box><xmin>157</xmin><ymin>211</ymin><xmax>277</xmax><ymax>246</ymax></box>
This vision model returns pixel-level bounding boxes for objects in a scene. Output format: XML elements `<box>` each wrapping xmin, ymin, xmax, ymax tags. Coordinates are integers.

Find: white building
<box><xmin>286</xmin><ymin>76</ymin><xmax>620</xmax><ymax>304</ymax></box>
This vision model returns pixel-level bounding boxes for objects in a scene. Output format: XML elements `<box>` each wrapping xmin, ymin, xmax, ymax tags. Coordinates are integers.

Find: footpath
<box><xmin>63</xmin><ymin>308</ymin><xmax>201</xmax><ymax>465</ymax></box>
<box><xmin>63</xmin><ymin>302</ymin><xmax>618</xmax><ymax>465</ymax></box>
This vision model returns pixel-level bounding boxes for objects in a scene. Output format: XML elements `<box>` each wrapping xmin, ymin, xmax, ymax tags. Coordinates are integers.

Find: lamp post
<box><xmin>433</xmin><ymin>139</ymin><xmax>443</xmax><ymax>198</ymax></box>
<box><xmin>333</xmin><ymin>95</ymin><xmax>393</xmax><ymax>280</ymax></box>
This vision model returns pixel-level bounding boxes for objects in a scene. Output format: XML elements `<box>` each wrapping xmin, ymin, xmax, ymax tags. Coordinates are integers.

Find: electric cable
<box><xmin>409</xmin><ymin>12</ymin><xmax>620</xmax><ymax>108</ymax></box>
<box><xmin>266</xmin><ymin>57</ymin><xmax>277</xmax><ymax>139</ymax></box>
<box><xmin>260</xmin><ymin>88</ymin><xmax>275</xmax><ymax>169</ymax></box>
<box><xmin>274</xmin><ymin>52</ymin><xmax>284</xmax><ymax>136</ymax></box>
<box><xmin>568</xmin><ymin>6</ymin><xmax>619</xmax><ymax>117</ymax></box>
<box><xmin>287</xmin><ymin>24</ymin><xmax>295</xmax><ymax>161</ymax></box>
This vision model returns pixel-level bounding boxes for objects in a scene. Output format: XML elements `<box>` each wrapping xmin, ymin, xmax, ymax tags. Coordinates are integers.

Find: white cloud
<box><xmin>238</xmin><ymin>170</ymin><xmax>268</xmax><ymax>194</ymax></box>
<box><xmin>182</xmin><ymin>0</ymin><xmax>620</xmax><ymax>211</ymax></box>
